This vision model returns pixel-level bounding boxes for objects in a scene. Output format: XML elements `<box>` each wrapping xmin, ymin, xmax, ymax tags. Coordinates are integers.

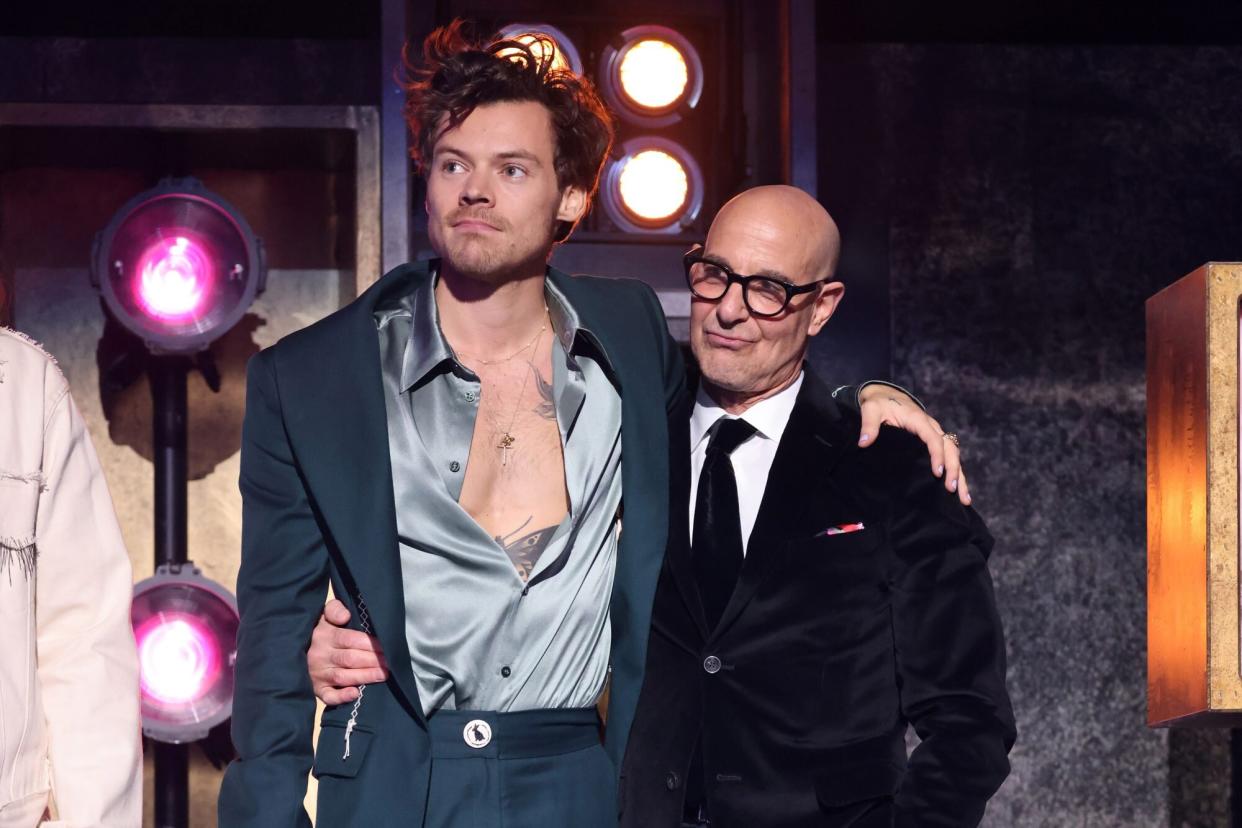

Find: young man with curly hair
<box><xmin>218</xmin><ymin>21</ymin><xmax>964</xmax><ymax>827</ymax></box>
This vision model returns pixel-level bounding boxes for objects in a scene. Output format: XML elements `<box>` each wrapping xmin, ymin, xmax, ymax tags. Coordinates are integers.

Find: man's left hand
<box><xmin>857</xmin><ymin>385</ymin><xmax>971</xmax><ymax>506</ymax></box>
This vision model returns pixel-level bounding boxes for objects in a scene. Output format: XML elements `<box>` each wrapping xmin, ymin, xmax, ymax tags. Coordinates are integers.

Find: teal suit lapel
<box><xmin>276</xmin><ymin>262</ymin><xmax>430</xmax><ymax>724</ymax></box>
<box><xmin>278</xmin><ymin>264</ymin><xmax>671</xmax><ymax>744</ymax></box>
<box><xmin>547</xmin><ymin>268</ymin><xmax>671</xmax><ymax>760</ymax></box>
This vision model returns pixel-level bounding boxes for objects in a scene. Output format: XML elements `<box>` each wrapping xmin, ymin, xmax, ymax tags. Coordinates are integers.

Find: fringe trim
<box><xmin>0</xmin><ymin>537</ymin><xmax>37</xmax><ymax>585</ymax></box>
<box><xmin>0</xmin><ymin>470</ymin><xmax>47</xmax><ymax>492</ymax></box>
<box><xmin>0</xmin><ymin>326</ymin><xmax>58</xmax><ymax>368</ymax></box>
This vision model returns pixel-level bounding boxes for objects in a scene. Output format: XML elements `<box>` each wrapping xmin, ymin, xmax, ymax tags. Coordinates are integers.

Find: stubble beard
<box><xmin>432</xmin><ymin>208</ymin><xmax>559</xmax><ymax>286</ymax></box>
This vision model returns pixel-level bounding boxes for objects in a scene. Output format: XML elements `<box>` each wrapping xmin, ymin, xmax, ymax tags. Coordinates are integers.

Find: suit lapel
<box><xmin>548</xmin><ymin>269</ymin><xmax>670</xmax><ymax>759</ymax></box>
<box><xmin>277</xmin><ymin>262</ymin><xmax>429</xmax><ymax>723</ymax></box>
<box><xmin>709</xmin><ymin>370</ymin><xmax>855</xmax><ymax>641</ymax></box>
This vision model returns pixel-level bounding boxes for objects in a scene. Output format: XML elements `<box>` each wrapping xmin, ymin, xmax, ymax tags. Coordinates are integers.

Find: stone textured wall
<box><xmin>831</xmin><ymin>43</ymin><xmax>1242</xmax><ymax>826</ymax></box>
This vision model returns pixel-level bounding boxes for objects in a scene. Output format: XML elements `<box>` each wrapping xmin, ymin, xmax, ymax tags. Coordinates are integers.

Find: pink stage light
<box><xmin>136</xmin><ymin>612</ymin><xmax>222</xmax><ymax>705</ymax></box>
<box><xmin>133</xmin><ymin>235</ymin><xmax>213</xmax><ymax>321</ymax></box>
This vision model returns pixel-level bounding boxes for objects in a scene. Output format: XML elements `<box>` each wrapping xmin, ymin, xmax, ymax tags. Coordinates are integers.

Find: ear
<box><xmin>556</xmin><ymin>185</ymin><xmax>588</xmax><ymax>225</ymax></box>
<box><xmin>806</xmin><ymin>281</ymin><xmax>845</xmax><ymax>337</ymax></box>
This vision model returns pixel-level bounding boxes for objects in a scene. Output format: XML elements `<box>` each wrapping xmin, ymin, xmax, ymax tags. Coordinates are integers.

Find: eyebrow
<box><xmin>700</xmin><ymin>252</ymin><xmax>794</xmax><ymax>285</ymax></box>
<box><xmin>434</xmin><ymin>145</ymin><xmax>544</xmax><ymax>167</ymax></box>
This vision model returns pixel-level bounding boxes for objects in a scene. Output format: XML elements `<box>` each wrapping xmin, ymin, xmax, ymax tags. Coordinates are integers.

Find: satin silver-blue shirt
<box><xmin>374</xmin><ymin>268</ymin><xmax>623</xmax><ymax>716</ymax></box>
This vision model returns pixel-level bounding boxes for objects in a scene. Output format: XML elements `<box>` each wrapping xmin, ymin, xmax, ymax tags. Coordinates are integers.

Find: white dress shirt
<box><xmin>689</xmin><ymin>372</ymin><xmax>804</xmax><ymax>554</ymax></box>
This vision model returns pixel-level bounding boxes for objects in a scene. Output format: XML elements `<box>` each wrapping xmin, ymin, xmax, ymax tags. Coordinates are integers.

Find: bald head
<box><xmin>688</xmin><ymin>184</ymin><xmax>847</xmax><ymax>412</ymax></box>
<box><xmin>707</xmin><ymin>185</ymin><xmax>841</xmax><ymax>281</ymax></box>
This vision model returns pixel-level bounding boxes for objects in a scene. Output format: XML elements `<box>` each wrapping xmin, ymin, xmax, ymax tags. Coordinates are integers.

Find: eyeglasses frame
<box><xmin>682</xmin><ymin>248</ymin><xmax>833</xmax><ymax>318</ymax></box>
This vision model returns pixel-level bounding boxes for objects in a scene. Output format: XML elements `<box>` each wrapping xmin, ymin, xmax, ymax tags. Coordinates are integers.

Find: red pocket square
<box><xmin>815</xmin><ymin>522</ymin><xmax>866</xmax><ymax>538</ymax></box>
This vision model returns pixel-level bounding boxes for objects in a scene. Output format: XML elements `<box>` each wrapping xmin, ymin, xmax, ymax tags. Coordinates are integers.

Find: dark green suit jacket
<box><xmin>218</xmin><ymin>261</ymin><xmax>684</xmax><ymax>827</ymax></box>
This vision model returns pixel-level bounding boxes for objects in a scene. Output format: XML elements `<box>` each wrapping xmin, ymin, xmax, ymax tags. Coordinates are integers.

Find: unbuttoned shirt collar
<box><xmin>376</xmin><ymin>263</ymin><xmax>614</xmax><ymax>394</ymax></box>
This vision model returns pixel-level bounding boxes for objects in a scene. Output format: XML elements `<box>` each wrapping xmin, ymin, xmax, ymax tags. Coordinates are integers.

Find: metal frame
<box><xmin>0</xmin><ymin>103</ymin><xmax>382</xmax><ymax>298</ymax></box>
<box><xmin>600</xmin><ymin>24</ymin><xmax>704</xmax><ymax>129</ymax></box>
<box><xmin>780</xmin><ymin>0</ymin><xmax>817</xmax><ymax>196</ymax></box>
<box><xmin>599</xmin><ymin>136</ymin><xmax>705</xmax><ymax>235</ymax></box>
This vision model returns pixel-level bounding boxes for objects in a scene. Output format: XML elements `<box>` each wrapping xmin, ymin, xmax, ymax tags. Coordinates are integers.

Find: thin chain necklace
<box><xmin>457</xmin><ymin>308</ymin><xmax>549</xmax><ymax>466</ymax></box>
<box><xmin>456</xmin><ymin>307</ymin><xmax>548</xmax><ymax>365</ymax></box>
<box><xmin>495</xmin><ymin>342</ymin><xmax>540</xmax><ymax>466</ymax></box>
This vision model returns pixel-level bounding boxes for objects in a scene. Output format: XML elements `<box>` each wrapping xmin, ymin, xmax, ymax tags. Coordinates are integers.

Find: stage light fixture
<box><xmin>496</xmin><ymin>22</ymin><xmax>583</xmax><ymax>75</ymax></box>
<box><xmin>601</xmin><ymin>25</ymin><xmax>703</xmax><ymax>127</ymax></box>
<box><xmin>131</xmin><ymin>563</ymin><xmax>239</xmax><ymax>744</ymax></box>
<box><xmin>91</xmin><ymin>177</ymin><xmax>265</xmax><ymax>355</ymax></box>
<box><xmin>601</xmin><ymin>137</ymin><xmax>704</xmax><ymax>234</ymax></box>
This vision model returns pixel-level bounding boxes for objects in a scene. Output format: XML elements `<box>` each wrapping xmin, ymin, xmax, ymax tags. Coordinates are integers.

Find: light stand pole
<box><xmin>151</xmin><ymin>355</ymin><xmax>189</xmax><ymax>828</ymax></box>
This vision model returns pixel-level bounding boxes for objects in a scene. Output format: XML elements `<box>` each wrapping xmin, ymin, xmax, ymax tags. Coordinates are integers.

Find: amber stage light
<box><xmin>600</xmin><ymin>25</ymin><xmax>703</xmax><ymax>128</ymax></box>
<box><xmin>601</xmin><ymin>137</ymin><xmax>703</xmax><ymax>234</ymax></box>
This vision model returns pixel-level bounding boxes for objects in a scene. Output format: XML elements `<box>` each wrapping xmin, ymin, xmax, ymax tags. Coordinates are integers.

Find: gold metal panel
<box><xmin>1146</xmin><ymin>262</ymin><xmax>1242</xmax><ymax>726</ymax></box>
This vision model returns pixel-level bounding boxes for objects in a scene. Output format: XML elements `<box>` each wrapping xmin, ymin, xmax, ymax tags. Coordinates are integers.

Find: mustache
<box><xmin>447</xmin><ymin>209</ymin><xmax>506</xmax><ymax>231</ymax></box>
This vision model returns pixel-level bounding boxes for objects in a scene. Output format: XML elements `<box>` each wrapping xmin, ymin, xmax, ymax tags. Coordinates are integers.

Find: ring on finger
<box><xmin>943</xmin><ymin>432</ymin><xmax>961</xmax><ymax>448</ymax></box>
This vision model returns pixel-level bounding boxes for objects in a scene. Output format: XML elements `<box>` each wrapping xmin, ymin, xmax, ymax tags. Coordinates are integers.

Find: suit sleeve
<box><xmin>884</xmin><ymin>437</ymin><xmax>1015</xmax><ymax>827</ymax></box>
<box><xmin>832</xmin><ymin>381</ymin><xmax>927</xmax><ymax>413</ymax></box>
<box><xmin>634</xmin><ymin>281</ymin><xmax>687</xmax><ymax>415</ymax></box>
<box><xmin>218</xmin><ymin>351</ymin><xmax>330</xmax><ymax>828</ymax></box>
<box><xmin>35</xmin><ymin>384</ymin><xmax>142</xmax><ymax>827</ymax></box>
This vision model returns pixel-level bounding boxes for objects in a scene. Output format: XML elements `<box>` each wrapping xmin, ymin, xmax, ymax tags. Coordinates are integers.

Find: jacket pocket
<box><xmin>313</xmin><ymin>721</ymin><xmax>375</xmax><ymax>779</ymax></box>
<box><xmin>815</xmin><ymin>759</ymin><xmax>903</xmax><ymax>808</ymax></box>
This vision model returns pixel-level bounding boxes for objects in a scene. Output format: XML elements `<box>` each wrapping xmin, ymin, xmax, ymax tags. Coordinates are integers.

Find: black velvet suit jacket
<box><xmin>620</xmin><ymin>370</ymin><xmax>1016</xmax><ymax>828</ymax></box>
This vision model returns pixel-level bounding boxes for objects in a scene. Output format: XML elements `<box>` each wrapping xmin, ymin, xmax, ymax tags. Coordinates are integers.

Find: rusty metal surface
<box><xmin>1147</xmin><ymin>265</ymin><xmax>1209</xmax><ymax>725</ymax></box>
<box><xmin>1146</xmin><ymin>263</ymin><xmax>1242</xmax><ymax>726</ymax></box>
<box><xmin>1205</xmin><ymin>264</ymin><xmax>1242</xmax><ymax>712</ymax></box>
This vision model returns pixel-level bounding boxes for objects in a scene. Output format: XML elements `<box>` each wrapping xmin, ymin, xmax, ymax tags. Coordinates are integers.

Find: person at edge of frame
<box><xmin>0</xmin><ymin>325</ymin><xmax>143</xmax><ymax>828</ymax></box>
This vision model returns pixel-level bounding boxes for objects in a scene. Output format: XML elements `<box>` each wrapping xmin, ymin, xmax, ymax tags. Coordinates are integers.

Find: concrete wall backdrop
<box><xmin>815</xmin><ymin>42</ymin><xmax>1242</xmax><ymax>826</ymax></box>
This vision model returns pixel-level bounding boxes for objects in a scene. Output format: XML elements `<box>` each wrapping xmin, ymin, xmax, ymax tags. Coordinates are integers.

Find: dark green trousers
<box><xmin>422</xmin><ymin>709</ymin><xmax>616</xmax><ymax>828</ymax></box>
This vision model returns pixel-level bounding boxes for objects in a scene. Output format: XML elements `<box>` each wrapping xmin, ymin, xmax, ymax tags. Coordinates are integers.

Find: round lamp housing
<box><xmin>131</xmin><ymin>562</ymin><xmax>239</xmax><ymax>744</ymax></box>
<box><xmin>601</xmin><ymin>137</ymin><xmax>704</xmax><ymax>234</ymax></box>
<box><xmin>92</xmin><ymin>178</ymin><xmax>265</xmax><ymax>355</ymax></box>
<box><xmin>600</xmin><ymin>25</ymin><xmax>704</xmax><ymax>128</ymax></box>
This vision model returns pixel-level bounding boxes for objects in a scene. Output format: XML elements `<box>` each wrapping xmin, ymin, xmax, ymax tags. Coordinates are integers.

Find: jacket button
<box><xmin>703</xmin><ymin>655</ymin><xmax>722</xmax><ymax>674</ymax></box>
<box><xmin>665</xmin><ymin>771</ymin><xmax>680</xmax><ymax>790</ymax></box>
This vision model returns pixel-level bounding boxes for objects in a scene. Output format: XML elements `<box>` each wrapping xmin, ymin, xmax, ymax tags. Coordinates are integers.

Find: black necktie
<box><xmin>692</xmin><ymin>417</ymin><xmax>757</xmax><ymax>630</ymax></box>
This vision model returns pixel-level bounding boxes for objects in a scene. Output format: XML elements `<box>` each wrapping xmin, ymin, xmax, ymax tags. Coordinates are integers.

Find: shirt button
<box><xmin>449</xmin><ymin>461</ymin><xmax>461</xmax><ymax>472</ymax></box>
<box><xmin>665</xmin><ymin>771</ymin><xmax>680</xmax><ymax>790</ymax></box>
<box><xmin>501</xmin><ymin>666</ymin><xmax>512</xmax><ymax>678</ymax></box>
<box><xmin>465</xmin><ymin>391</ymin><xmax>476</xmax><ymax>401</ymax></box>
<box><xmin>703</xmin><ymin>655</ymin><xmax>722</xmax><ymax>674</ymax></box>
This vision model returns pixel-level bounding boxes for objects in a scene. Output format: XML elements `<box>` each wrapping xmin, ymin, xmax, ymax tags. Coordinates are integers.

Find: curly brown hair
<box><xmin>402</xmin><ymin>20</ymin><xmax>615</xmax><ymax>210</ymax></box>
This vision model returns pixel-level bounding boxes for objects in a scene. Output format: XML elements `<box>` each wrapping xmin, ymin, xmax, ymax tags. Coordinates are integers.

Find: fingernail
<box><xmin>965</xmin><ymin>493</ymin><xmax>973</xmax><ymax>504</ymax></box>
<box><xmin>859</xmin><ymin>433</ymin><xmax>870</xmax><ymax>444</ymax></box>
<box><xmin>936</xmin><ymin>464</ymin><xmax>944</xmax><ymax>476</ymax></box>
<box><xmin>950</xmin><ymin>479</ymin><xmax>958</xmax><ymax>492</ymax></box>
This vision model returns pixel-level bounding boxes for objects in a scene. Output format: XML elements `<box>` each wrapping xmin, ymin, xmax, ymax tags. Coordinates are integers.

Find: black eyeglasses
<box><xmin>683</xmin><ymin>249</ymin><xmax>831</xmax><ymax>318</ymax></box>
